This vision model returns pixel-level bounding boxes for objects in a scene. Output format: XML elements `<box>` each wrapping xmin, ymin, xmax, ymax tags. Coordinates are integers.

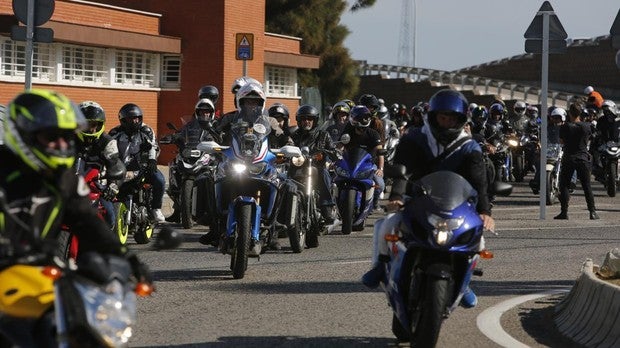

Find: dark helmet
<box><xmin>427</xmin><ymin>89</ymin><xmax>469</xmax><ymax>145</ymax></box>
<box><xmin>349</xmin><ymin>105</ymin><xmax>372</xmax><ymax>128</ymax></box>
<box><xmin>296</xmin><ymin>104</ymin><xmax>320</xmax><ymax>130</ymax></box>
<box><xmin>342</xmin><ymin>99</ymin><xmax>356</xmax><ymax>110</ymax></box>
<box><xmin>194</xmin><ymin>98</ymin><xmax>215</xmax><ymax>124</ymax></box>
<box><xmin>78</xmin><ymin>101</ymin><xmax>106</xmax><ymax>144</ymax></box>
<box><xmin>197</xmin><ymin>85</ymin><xmax>219</xmax><ymax>105</ymax></box>
<box><xmin>489</xmin><ymin>103</ymin><xmax>505</xmax><ymax>122</ymax></box>
<box><xmin>268</xmin><ymin>103</ymin><xmax>290</xmax><ymax>120</ymax></box>
<box><xmin>153</xmin><ymin>226</ymin><xmax>183</xmax><ymax>250</ymax></box>
<box><xmin>358</xmin><ymin>94</ymin><xmax>380</xmax><ymax>111</ymax></box>
<box><xmin>118</xmin><ymin>103</ymin><xmax>143</xmax><ymax>133</ymax></box>
<box><xmin>4</xmin><ymin>89</ymin><xmax>85</xmax><ymax>175</ymax></box>
<box><xmin>471</xmin><ymin>105</ymin><xmax>488</xmax><ymax>124</ymax></box>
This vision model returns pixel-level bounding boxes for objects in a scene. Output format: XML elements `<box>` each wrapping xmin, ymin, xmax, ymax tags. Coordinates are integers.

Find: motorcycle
<box><xmin>0</xmin><ymin>192</ymin><xmax>180</xmax><ymax>347</ymax></box>
<box><xmin>160</xmin><ymin>122</ymin><xmax>216</xmax><ymax>229</ymax></box>
<box><xmin>115</xmin><ymin>167</ymin><xmax>155</xmax><ymax>244</ymax></box>
<box><xmin>286</xmin><ymin>147</ymin><xmax>327</xmax><ymax>250</ymax></box>
<box><xmin>384</xmin><ymin>123</ymin><xmax>400</xmax><ymax>166</ymax></box>
<box><xmin>378</xmin><ymin>170</ymin><xmax>512</xmax><ymax>347</ymax></box>
<box><xmin>598</xmin><ymin>141</ymin><xmax>620</xmax><ymax>197</ymax></box>
<box><xmin>489</xmin><ymin>137</ymin><xmax>512</xmax><ymax>183</ymax></box>
<box><xmin>506</xmin><ymin>131</ymin><xmax>537</xmax><ymax>183</ymax></box>
<box><xmin>198</xmin><ymin>120</ymin><xmax>302</xmax><ymax>279</ymax></box>
<box><xmin>333</xmin><ymin>134</ymin><xmax>376</xmax><ymax>235</ymax></box>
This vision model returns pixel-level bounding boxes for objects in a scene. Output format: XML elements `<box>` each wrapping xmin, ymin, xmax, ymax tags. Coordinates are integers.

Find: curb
<box><xmin>554</xmin><ymin>259</ymin><xmax>620</xmax><ymax>348</ymax></box>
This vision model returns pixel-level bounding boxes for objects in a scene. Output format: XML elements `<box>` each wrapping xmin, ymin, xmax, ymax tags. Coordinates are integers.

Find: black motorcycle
<box><xmin>599</xmin><ymin>141</ymin><xmax>620</xmax><ymax>197</ymax></box>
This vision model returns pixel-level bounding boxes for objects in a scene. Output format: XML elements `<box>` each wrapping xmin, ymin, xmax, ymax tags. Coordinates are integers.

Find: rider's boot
<box><xmin>460</xmin><ymin>287</ymin><xmax>478</xmax><ymax>308</ymax></box>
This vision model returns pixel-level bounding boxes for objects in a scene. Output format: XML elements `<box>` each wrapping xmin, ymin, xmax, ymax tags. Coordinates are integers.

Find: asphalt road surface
<box><xmin>130</xmin><ymin>173</ymin><xmax>619</xmax><ymax>347</ymax></box>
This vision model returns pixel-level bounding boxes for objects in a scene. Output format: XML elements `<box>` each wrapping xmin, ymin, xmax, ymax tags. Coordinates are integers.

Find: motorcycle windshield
<box><xmin>230</xmin><ymin>114</ymin><xmax>271</xmax><ymax>161</ymax></box>
<box><xmin>344</xmin><ymin>147</ymin><xmax>373</xmax><ymax>173</ymax></box>
<box><xmin>414</xmin><ymin>171</ymin><xmax>477</xmax><ymax>211</ymax></box>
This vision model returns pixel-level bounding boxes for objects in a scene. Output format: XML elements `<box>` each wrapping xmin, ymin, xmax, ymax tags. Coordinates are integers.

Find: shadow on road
<box><xmin>136</xmin><ymin>335</ymin><xmax>400</xmax><ymax>347</ymax></box>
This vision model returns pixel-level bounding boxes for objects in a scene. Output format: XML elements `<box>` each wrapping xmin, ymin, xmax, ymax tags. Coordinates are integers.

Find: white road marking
<box><xmin>477</xmin><ymin>289</ymin><xmax>569</xmax><ymax>348</ymax></box>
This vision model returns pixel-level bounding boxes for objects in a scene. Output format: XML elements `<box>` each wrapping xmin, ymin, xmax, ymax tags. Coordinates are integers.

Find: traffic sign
<box><xmin>611</xmin><ymin>9</ymin><xmax>620</xmax><ymax>49</ymax></box>
<box><xmin>11</xmin><ymin>25</ymin><xmax>54</xmax><ymax>43</ymax></box>
<box><xmin>236</xmin><ymin>33</ymin><xmax>254</xmax><ymax>60</ymax></box>
<box><xmin>524</xmin><ymin>1</ymin><xmax>567</xmax><ymax>54</ymax></box>
<box><xmin>12</xmin><ymin>0</ymin><xmax>55</xmax><ymax>26</ymax></box>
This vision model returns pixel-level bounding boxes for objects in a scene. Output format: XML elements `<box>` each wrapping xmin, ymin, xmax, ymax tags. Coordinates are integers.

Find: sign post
<box><xmin>11</xmin><ymin>0</ymin><xmax>55</xmax><ymax>90</ymax></box>
<box><xmin>236</xmin><ymin>33</ymin><xmax>254</xmax><ymax>77</ymax></box>
<box><xmin>524</xmin><ymin>1</ymin><xmax>567</xmax><ymax>219</ymax></box>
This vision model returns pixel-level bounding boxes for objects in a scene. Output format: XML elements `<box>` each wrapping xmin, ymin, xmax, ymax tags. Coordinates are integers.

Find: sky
<box><xmin>340</xmin><ymin>0</ymin><xmax>620</xmax><ymax>71</ymax></box>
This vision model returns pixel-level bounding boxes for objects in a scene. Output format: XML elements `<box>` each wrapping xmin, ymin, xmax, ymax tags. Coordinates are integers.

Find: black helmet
<box><xmin>296</xmin><ymin>104</ymin><xmax>320</xmax><ymax>130</ymax></box>
<box><xmin>358</xmin><ymin>94</ymin><xmax>380</xmax><ymax>111</ymax></box>
<box><xmin>349</xmin><ymin>105</ymin><xmax>372</xmax><ymax>128</ymax></box>
<box><xmin>118</xmin><ymin>103</ymin><xmax>143</xmax><ymax>134</ymax></box>
<box><xmin>197</xmin><ymin>85</ymin><xmax>219</xmax><ymax>105</ymax></box>
<box><xmin>268</xmin><ymin>103</ymin><xmax>290</xmax><ymax>120</ymax></box>
<box><xmin>471</xmin><ymin>106</ymin><xmax>488</xmax><ymax>125</ymax></box>
<box><xmin>427</xmin><ymin>89</ymin><xmax>469</xmax><ymax>145</ymax></box>
<box><xmin>78</xmin><ymin>101</ymin><xmax>106</xmax><ymax>144</ymax></box>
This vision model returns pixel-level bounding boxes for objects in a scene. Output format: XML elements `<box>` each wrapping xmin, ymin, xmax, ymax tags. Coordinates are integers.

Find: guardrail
<box><xmin>357</xmin><ymin>61</ymin><xmax>577</xmax><ymax>108</ymax></box>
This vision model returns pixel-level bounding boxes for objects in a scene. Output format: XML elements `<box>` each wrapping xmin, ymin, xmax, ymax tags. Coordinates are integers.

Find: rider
<box><xmin>291</xmin><ymin>105</ymin><xmax>337</xmax><ymax>223</ymax></box>
<box><xmin>357</xmin><ymin>94</ymin><xmax>386</xmax><ymax>143</ymax></box>
<box><xmin>340</xmin><ymin>105</ymin><xmax>385</xmax><ymax>213</ymax></box>
<box><xmin>109</xmin><ymin>103</ymin><xmax>166</xmax><ymax>223</ymax></box>
<box><xmin>267</xmin><ymin>103</ymin><xmax>294</xmax><ymax>148</ymax></box>
<box><xmin>361</xmin><ymin>89</ymin><xmax>494</xmax><ymax>309</ymax></box>
<box><xmin>76</xmin><ymin>101</ymin><xmax>127</xmax><ymax>229</ymax></box>
<box><xmin>197</xmin><ymin>85</ymin><xmax>220</xmax><ymax>118</ymax></box>
<box><xmin>0</xmin><ymin>90</ymin><xmax>151</xmax><ymax>344</ymax></box>
<box><xmin>165</xmin><ymin>98</ymin><xmax>220</xmax><ymax>223</ymax></box>
<box><xmin>508</xmin><ymin>101</ymin><xmax>529</xmax><ymax>134</ymax></box>
<box><xmin>325</xmin><ymin>101</ymin><xmax>351</xmax><ymax>142</ymax></box>
<box><xmin>484</xmin><ymin>102</ymin><xmax>509</xmax><ymax>144</ymax></box>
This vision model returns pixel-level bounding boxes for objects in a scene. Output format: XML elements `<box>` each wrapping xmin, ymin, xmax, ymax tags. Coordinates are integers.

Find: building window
<box><xmin>115</xmin><ymin>50</ymin><xmax>156</xmax><ymax>87</ymax></box>
<box><xmin>0</xmin><ymin>40</ymin><xmax>54</xmax><ymax>80</ymax></box>
<box><xmin>62</xmin><ymin>45</ymin><xmax>107</xmax><ymax>84</ymax></box>
<box><xmin>265</xmin><ymin>66</ymin><xmax>297</xmax><ymax>98</ymax></box>
<box><xmin>161</xmin><ymin>55</ymin><xmax>181</xmax><ymax>88</ymax></box>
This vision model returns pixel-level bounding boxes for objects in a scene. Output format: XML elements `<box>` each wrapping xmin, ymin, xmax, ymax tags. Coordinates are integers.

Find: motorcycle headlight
<box><xmin>507</xmin><ymin>138</ymin><xmax>519</xmax><ymax>147</ymax></box>
<box><xmin>335</xmin><ymin>166</ymin><xmax>349</xmax><ymax>178</ymax></box>
<box><xmin>291</xmin><ymin>156</ymin><xmax>305</xmax><ymax>167</ymax></box>
<box><xmin>74</xmin><ymin>279</ymin><xmax>137</xmax><ymax>347</ymax></box>
<box><xmin>248</xmin><ymin>162</ymin><xmax>268</xmax><ymax>175</ymax></box>
<box><xmin>427</xmin><ymin>214</ymin><xmax>464</xmax><ymax>246</ymax></box>
<box><xmin>231</xmin><ymin>163</ymin><xmax>247</xmax><ymax>174</ymax></box>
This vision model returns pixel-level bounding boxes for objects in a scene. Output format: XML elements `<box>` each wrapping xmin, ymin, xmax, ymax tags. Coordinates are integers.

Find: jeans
<box><xmin>147</xmin><ymin>169</ymin><xmax>166</xmax><ymax>209</ymax></box>
<box><xmin>100</xmin><ymin>198</ymin><xmax>116</xmax><ymax>228</ymax></box>
<box><xmin>373</xmin><ymin>173</ymin><xmax>385</xmax><ymax>208</ymax></box>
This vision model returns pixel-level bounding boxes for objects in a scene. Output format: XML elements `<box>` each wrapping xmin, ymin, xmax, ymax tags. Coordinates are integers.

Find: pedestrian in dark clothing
<box><xmin>555</xmin><ymin>103</ymin><xmax>599</xmax><ymax>220</ymax></box>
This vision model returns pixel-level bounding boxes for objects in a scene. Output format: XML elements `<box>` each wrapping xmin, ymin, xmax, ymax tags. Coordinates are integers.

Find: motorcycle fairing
<box><xmin>226</xmin><ymin>197</ymin><xmax>262</xmax><ymax>242</ymax></box>
<box><xmin>0</xmin><ymin>265</ymin><xmax>54</xmax><ymax>318</ymax></box>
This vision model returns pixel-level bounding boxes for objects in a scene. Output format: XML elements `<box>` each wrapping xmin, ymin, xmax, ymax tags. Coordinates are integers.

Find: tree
<box><xmin>266</xmin><ymin>0</ymin><xmax>360</xmax><ymax>107</ymax></box>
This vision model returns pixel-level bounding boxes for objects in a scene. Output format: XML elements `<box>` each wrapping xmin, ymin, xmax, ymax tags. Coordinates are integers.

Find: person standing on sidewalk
<box><xmin>554</xmin><ymin>102</ymin><xmax>599</xmax><ymax>220</ymax></box>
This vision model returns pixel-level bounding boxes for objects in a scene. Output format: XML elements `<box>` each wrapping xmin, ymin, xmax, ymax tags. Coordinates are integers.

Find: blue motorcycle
<box><xmin>333</xmin><ymin>137</ymin><xmax>376</xmax><ymax>235</ymax></box>
<box><xmin>379</xmin><ymin>170</ymin><xmax>511</xmax><ymax>346</ymax></box>
<box><xmin>198</xmin><ymin>120</ymin><xmax>301</xmax><ymax>279</ymax></box>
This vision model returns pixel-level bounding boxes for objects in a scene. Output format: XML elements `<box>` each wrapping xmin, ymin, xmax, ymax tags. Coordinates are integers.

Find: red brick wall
<box><xmin>265</xmin><ymin>34</ymin><xmax>301</xmax><ymax>53</ymax></box>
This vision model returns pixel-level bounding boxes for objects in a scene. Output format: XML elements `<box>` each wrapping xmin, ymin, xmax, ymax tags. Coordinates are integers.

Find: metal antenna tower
<box><xmin>397</xmin><ymin>0</ymin><xmax>416</xmax><ymax>67</ymax></box>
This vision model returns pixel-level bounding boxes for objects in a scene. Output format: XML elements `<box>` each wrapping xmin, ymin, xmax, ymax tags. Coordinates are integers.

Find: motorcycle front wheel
<box><xmin>340</xmin><ymin>189</ymin><xmax>356</xmax><ymax>235</ymax></box>
<box><xmin>546</xmin><ymin>171</ymin><xmax>559</xmax><ymax>205</ymax></box>
<box><xmin>181</xmin><ymin>179</ymin><xmax>194</xmax><ymax>229</ymax></box>
<box><xmin>410</xmin><ymin>277</ymin><xmax>451</xmax><ymax>348</ymax></box>
<box><xmin>231</xmin><ymin>204</ymin><xmax>251</xmax><ymax>279</ymax></box>
<box><xmin>115</xmin><ymin>202</ymin><xmax>129</xmax><ymax>245</ymax></box>
<box><xmin>286</xmin><ymin>192</ymin><xmax>305</xmax><ymax>253</ymax></box>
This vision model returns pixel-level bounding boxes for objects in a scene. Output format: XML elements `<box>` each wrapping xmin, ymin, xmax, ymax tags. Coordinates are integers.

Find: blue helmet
<box><xmin>427</xmin><ymin>89</ymin><xmax>469</xmax><ymax>144</ymax></box>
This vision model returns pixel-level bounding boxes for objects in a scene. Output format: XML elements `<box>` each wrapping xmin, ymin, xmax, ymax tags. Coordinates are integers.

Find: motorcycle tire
<box><xmin>545</xmin><ymin>171</ymin><xmax>559</xmax><ymax>205</ymax></box>
<box><xmin>305</xmin><ymin>194</ymin><xmax>320</xmax><ymax>248</ymax></box>
<box><xmin>231</xmin><ymin>204</ymin><xmax>251</xmax><ymax>279</ymax></box>
<box><xmin>56</xmin><ymin>230</ymin><xmax>73</xmax><ymax>261</ymax></box>
<box><xmin>340</xmin><ymin>189</ymin><xmax>356</xmax><ymax>235</ymax></box>
<box><xmin>513</xmin><ymin>155</ymin><xmax>525</xmax><ymax>182</ymax></box>
<box><xmin>606</xmin><ymin>162</ymin><xmax>617</xmax><ymax>197</ymax></box>
<box><xmin>181</xmin><ymin>179</ymin><xmax>194</xmax><ymax>229</ymax></box>
<box><xmin>410</xmin><ymin>277</ymin><xmax>451</xmax><ymax>348</ymax></box>
<box><xmin>286</xmin><ymin>193</ymin><xmax>305</xmax><ymax>253</ymax></box>
<box><xmin>115</xmin><ymin>202</ymin><xmax>129</xmax><ymax>245</ymax></box>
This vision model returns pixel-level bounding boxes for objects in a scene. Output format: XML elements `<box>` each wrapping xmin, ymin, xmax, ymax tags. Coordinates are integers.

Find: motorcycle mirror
<box><xmin>166</xmin><ymin>122</ymin><xmax>178</xmax><ymax>131</ymax></box>
<box><xmin>152</xmin><ymin>227</ymin><xmax>183</xmax><ymax>250</ymax></box>
<box><xmin>339</xmin><ymin>134</ymin><xmax>351</xmax><ymax>144</ymax></box>
<box><xmin>492</xmin><ymin>181</ymin><xmax>513</xmax><ymax>197</ymax></box>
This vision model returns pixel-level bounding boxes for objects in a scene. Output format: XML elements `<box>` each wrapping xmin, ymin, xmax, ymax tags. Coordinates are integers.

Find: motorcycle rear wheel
<box><xmin>231</xmin><ymin>204</ymin><xmax>251</xmax><ymax>279</ymax></box>
<box><xmin>181</xmin><ymin>179</ymin><xmax>194</xmax><ymax>229</ymax></box>
<box><xmin>410</xmin><ymin>277</ymin><xmax>451</xmax><ymax>348</ymax></box>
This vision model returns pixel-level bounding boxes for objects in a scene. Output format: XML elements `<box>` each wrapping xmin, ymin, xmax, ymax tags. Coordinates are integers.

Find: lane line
<box><xmin>477</xmin><ymin>289</ymin><xmax>569</xmax><ymax>348</ymax></box>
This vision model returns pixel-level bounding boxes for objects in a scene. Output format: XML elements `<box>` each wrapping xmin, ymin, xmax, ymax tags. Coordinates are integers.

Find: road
<box><xmin>129</xmin><ymin>175</ymin><xmax>619</xmax><ymax>347</ymax></box>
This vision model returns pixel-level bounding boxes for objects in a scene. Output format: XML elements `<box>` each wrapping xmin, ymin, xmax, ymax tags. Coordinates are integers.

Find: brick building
<box><xmin>0</xmin><ymin>0</ymin><xmax>319</xmax><ymax>162</ymax></box>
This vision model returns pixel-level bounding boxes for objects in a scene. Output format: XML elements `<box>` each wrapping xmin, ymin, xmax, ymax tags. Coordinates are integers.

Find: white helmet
<box><xmin>513</xmin><ymin>101</ymin><xmax>527</xmax><ymax>116</ymax></box>
<box><xmin>550</xmin><ymin>107</ymin><xmax>567</xmax><ymax>122</ymax></box>
<box><xmin>584</xmin><ymin>86</ymin><xmax>594</xmax><ymax>95</ymax></box>
<box><xmin>236</xmin><ymin>82</ymin><xmax>266</xmax><ymax>121</ymax></box>
<box><xmin>194</xmin><ymin>98</ymin><xmax>215</xmax><ymax>123</ymax></box>
<box><xmin>231</xmin><ymin>76</ymin><xmax>263</xmax><ymax>94</ymax></box>
<box><xmin>602</xmin><ymin>100</ymin><xmax>617</xmax><ymax>116</ymax></box>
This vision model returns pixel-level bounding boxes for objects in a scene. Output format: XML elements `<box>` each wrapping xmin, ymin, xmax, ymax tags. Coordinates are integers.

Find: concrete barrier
<box><xmin>555</xmin><ymin>259</ymin><xmax>620</xmax><ymax>348</ymax></box>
